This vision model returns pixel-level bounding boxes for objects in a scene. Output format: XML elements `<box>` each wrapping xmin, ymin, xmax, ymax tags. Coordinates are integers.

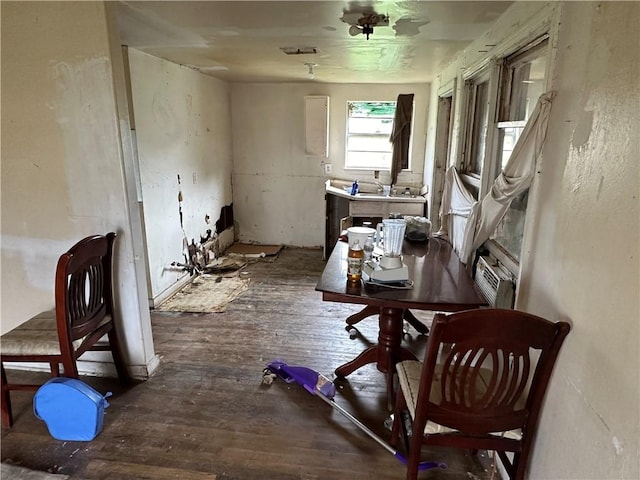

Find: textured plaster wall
<box><xmin>127</xmin><ymin>50</ymin><xmax>233</xmax><ymax>303</ymax></box>
<box><xmin>429</xmin><ymin>2</ymin><xmax>639</xmax><ymax>478</ymax></box>
<box><xmin>231</xmin><ymin>83</ymin><xmax>429</xmax><ymax>247</ymax></box>
<box><xmin>519</xmin><ymin>3</ymin><xmax>639</xmax><ymax>478</ymax></box>
<box><xmin>0</xmin><ymin>2</ymin><xmax>156</xmax><ymax>374</ymax></box>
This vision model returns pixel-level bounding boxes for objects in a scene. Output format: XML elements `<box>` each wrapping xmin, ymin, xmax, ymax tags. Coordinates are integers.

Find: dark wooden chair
<box><xmin>1</xmin><ymin>233</ymin><xmax>131</xmax><ymax>428</ymax></box>
<box><xmin>391</xmin><ymin>308</ymin><xmax>570</xmax><ymax>480</ymax></box>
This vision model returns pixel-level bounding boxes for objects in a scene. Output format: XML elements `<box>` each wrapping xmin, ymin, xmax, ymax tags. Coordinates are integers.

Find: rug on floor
<box><xmin>156</xmin><ymin>273</ymin><xmax>250</xmax><ymax>313</ymax></box>
<box><xmin>224</xmin><ymin>243</ymin><xmax>282</xmax><ymax>256</ymax></box>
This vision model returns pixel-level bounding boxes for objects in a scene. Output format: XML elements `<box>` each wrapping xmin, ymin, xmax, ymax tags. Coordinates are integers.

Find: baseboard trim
<box><xmin>4</xmin><ymin>355</ymin><xmax>161</xmax><ymax>381</ymax></box>
<box><xmin>150</xmin><ymin>274</ymin><xmax>193</xmax><ymax>309</ymax></box>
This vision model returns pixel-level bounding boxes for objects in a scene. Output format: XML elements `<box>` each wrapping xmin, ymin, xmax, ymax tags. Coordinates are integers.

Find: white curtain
<box><xmin>434</xmin><ymin>165</ymin><xmax>477</xmax><ymax>258</ymax></box>
<box><xmin>459</xmin><ymin>91</ymin><xmax>556</xmax><ymax>264</ymax></box>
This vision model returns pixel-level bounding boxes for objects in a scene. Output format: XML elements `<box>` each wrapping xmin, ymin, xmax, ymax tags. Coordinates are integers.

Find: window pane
<box><xmin>349</xmin><ymin>101</ymin><xmax>396</xmax><ymax>117</ymax></box>
<box><xmin>500</xmin><ymin>126</ymin><xmax>524</xmax><ymax>168</ymax></box>
<box><xmin>346</xmin><ymin>151</ymin><xmax>391</xmax><ymax>170</ymax></box>
<box><xmin>491</xmin><ymin>190</ymin><xmax>529</xmax><ymax>262</ymax></box>
<box><xmin>466</xmin><ymin>81</ymin><xmax>489</xmax><ymax>175</ymax></box>
<box><xmin>347</xmin><ymin>134</ymin><xmax>392</xmax><ymax>153</ymax></box>
<box><xmin>509</xmin><ymin>56</ymin><xmax>547</xmax><ymax>122</ymax></box>
<box><xmin>348</xmin><ymin>117</ymin><xmax>394</xmax><ymax>135</ymax></box>
<box><xmin>500</xmin><ymin>38</ymin><xmax>549</xmax><ymax>123</ymax></box>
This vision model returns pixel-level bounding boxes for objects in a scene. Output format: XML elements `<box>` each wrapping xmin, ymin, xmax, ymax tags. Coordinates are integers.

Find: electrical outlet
<box><xmin>324</xmin><ymin>163</ymin><xmax>332</xmax><ymax>175</ymax></box>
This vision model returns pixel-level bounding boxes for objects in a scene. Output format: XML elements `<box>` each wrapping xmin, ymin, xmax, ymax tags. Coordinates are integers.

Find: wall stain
<box><xmin>596</xmin><ymin>175</ymin><xmax>605</xmax><ymax>200</ymax></box>
<box><xmin>572</xmin><ymin>109</ymin><xmax>594</xmax><ymax>151</ymax></box>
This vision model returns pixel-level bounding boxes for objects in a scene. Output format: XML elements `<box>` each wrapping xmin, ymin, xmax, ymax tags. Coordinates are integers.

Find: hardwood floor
<box><xmin>1</xmin><ymin>247</ymin><xmax>496</xmax><ymax>479</ymax></box>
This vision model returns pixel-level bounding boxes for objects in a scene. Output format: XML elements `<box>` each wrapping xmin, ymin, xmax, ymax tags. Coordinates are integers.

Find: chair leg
<box><xmin>1</xmin><ymin>364</ymin><xmax>13</xmax><ymax>428</ymax></box>
<box><xmin>406</xmin><ymin>432</ymin><xmax>423</xmax><ymax>480</ymax></box>
<box><xmin>62</xmin><ymin>357</ymin><xmax>79</xmax><ymax>378</ymax></box>
<box><xmin>390</xmin><ymin>395</ymin><xmax>404</xmax><ymax>447</ymax></box>
<box><xmin>512</xmin><ymin>451</ymin><xmax>525</xmax><ymax>480</ymax></box>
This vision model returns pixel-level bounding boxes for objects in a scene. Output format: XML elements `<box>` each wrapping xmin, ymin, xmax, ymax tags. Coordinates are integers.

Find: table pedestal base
<box><xmin>345</xmin><ymin>305</ymin><xmax>429</xmax><ymax>335</ymax></box>
<box><xmin>335</xmin><ymin>306</ymin><xmax>418</xmax><ymax>409</ymax></box>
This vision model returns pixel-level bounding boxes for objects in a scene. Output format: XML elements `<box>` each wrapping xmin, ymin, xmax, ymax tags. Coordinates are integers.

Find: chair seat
<box><xmin>396</xmin><ymin>360</ymin><xmax>523</xmax><ymax>441</ymax></box>
<box><xmin>1</xmin><ymin>310</ymin><xmax>110</xmax><ymax>356</ymax></box>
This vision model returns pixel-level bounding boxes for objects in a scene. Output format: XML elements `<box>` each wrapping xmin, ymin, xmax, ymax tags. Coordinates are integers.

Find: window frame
<box><xmin>456</xmin><ymin>35</ymin><xmax>551</xmax><ymax>275</ymax></box>
<box><xmin>459</xmin><ymin>65</ymin><xmax>501</xmax><ymax>200</ymax></box>
<box><xmin>344</xmin><ymin>100</ymin><xmax>414</xmax><ymax>172</ymax></box>
<box><xmin>430</xmin><ymin>82</ymin><xmax>456</xmax><ymax>226</ymax></box>
<box><xmin>488</xmin><ymin>36</ymin><xmax>550</xmax><ymax>268</ymax></box>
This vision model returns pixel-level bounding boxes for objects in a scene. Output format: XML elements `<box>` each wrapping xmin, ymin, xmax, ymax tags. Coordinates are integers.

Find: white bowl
<box><xmin>347</xmin><ymin>226</ymin><xmax>376</xmax><ymax>248</ymax></box>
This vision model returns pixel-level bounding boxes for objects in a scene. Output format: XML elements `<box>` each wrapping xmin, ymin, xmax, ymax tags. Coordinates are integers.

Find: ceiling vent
<box><xmin>280</xmin><ymin>47</ymin><xmax>318</xmax><ymax>55</ymax></box>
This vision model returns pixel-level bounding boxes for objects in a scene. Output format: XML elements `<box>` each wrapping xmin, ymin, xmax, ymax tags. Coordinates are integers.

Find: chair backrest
<box><xmin>55</xmin><ymin>233</ymin><xmax>117</xmax><ymax>348</ymax></box>
<box><xmin>414</xmin><ymin>309</ymin><xmax>570</xmax><ymax>437</ymax></box>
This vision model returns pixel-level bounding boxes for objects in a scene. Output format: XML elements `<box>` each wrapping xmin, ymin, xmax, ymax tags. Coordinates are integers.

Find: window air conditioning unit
<box><xmin>475</xmin><ymin>256</ymin><xmax>515</xmax><ymax>308</ymax></box>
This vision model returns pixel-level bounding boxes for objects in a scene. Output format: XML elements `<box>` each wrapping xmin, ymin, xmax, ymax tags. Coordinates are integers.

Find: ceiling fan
<box><xmin>342</xmin><ymin>12</ymin><xmax>390</xmax><ymax>40</ymax></box>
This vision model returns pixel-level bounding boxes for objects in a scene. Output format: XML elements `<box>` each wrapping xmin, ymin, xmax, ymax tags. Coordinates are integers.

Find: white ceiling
<box><xmin>113</xmin><ymin>1</ymin><xmax>513</xmax><ymax>84</ymax></box>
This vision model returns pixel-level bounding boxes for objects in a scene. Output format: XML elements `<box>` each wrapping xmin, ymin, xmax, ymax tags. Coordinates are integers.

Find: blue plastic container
<box><xmin>34</xmin><ymin>377</ymin><xmax>111</xmax><ymax>441</ymax></box>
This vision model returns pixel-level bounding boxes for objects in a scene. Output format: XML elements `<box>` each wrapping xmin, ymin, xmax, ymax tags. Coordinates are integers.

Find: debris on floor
<box><xmin>155</xmin><ymin>273</ymin><xmax>250</xmax><ymax>313</ymax></box>
<box><xmin>224</xmin><ymin>243</ymin><xmax>283</xmax><ymax>257</ymax></box>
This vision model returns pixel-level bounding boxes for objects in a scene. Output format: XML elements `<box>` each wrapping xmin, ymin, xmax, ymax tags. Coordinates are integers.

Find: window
<box><xmin>460</xmin><ymin>69</ymin><xmax>492</xmax><ymax>199</ymax></box>
<box><xmin>431</xmin><ymin>89</ymin><xmax>455</xmax><ymax>226</ymax></box>
<box><xmin>490</xmin><ymin>37</ymin><xmax>549</xmax><ymax>264</ymax></box>
<box><xmin>455</xmin><ymin>36</ymin><xmax>550</xmax><ymax>271</ymax></box>
<box><xmin>496</xmin><ymin>38</ymin><xmax>549</xmax><ymax>170</ymax></box>
<box><xmin>345</xmin><ymin>101</ymin><xmax>402</xmax><ymax>170</ymax></box>
<box><xmin>466</xmin><ymin>80</ymin><xmax>489</xmax><ymax>177</ymax></box>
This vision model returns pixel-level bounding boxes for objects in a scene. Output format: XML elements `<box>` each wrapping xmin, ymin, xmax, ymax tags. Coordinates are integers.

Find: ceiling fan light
<box><xmin>349</xmin><ymin>25</ymin><xmax>362</xmax><ymax>36</ymax></box>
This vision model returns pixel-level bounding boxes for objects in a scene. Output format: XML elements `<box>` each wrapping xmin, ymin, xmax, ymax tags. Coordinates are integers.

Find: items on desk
<box><xmin>347</xmin><ymin>239</ymin><xmax>364</xmax><ymax>282</ymax></box>
<box><xmin>363</xmin><ymin>218</ymin><xmax>409</xmax><ymax>283</ymax></box>
<box><xmin>363</xmin><ymin>234</ymin><xmax>375</xmax><ymax>261</ymax></box>
<box><xmin>404</xmin><ymin>216</ymin><xmax>431</xmax><ymax>242</ymax></box>
<box><xmin>363</xmin><ymin>276</ymin><xmax>414</xmax><ymax>290</ymax></box>
<box><xmin>346</xmin><ymin>226</ymin><xmax>376</xmax><ymax>247</ymax></box>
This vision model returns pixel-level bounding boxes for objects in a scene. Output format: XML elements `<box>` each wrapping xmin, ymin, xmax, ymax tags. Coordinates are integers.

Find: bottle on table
<box><xmin>363</xmin><ymin>235</ymin><xmax>375</xmax><ymax>262</ymax></box>
<box><xmin>350</xmin><ymin>179</ymin><xmax>359</xmax><ymax>195</ymax></box>
<box><xmin>347</xmin><ymin>240</ymin><xmax>364</xmax><ymax>282</ymax></box>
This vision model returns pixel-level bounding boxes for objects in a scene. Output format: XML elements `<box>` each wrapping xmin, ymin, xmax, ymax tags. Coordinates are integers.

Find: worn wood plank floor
<box><xmin>2</xmin><ymin>247</ymin><xmax>496</xmax><ymax>480</ymax></box>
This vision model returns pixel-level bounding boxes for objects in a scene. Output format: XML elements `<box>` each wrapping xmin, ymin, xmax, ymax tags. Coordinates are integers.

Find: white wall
<box><xmin>230</xmin><ymin>83</ymin><xmax>429</xmax><ymax>247</ymax></box>
<box><xmin>520</xmin><ymin>3</ymin><xmax>639</xmax><ymax>479</ymax></box>
<box><xmin>127</xmin><ymin>50</ymin><xmax>233</xmax><ymax>303</ymax></box>
<box><xmin>428</xmin><ymin>2</ymin><xmax>639</xmax><ymax>478</ymax></box>
<box><xmin>0</xmin><ymin>2</ymin><xmax>157</xmax><ymax>376</ymax></box>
